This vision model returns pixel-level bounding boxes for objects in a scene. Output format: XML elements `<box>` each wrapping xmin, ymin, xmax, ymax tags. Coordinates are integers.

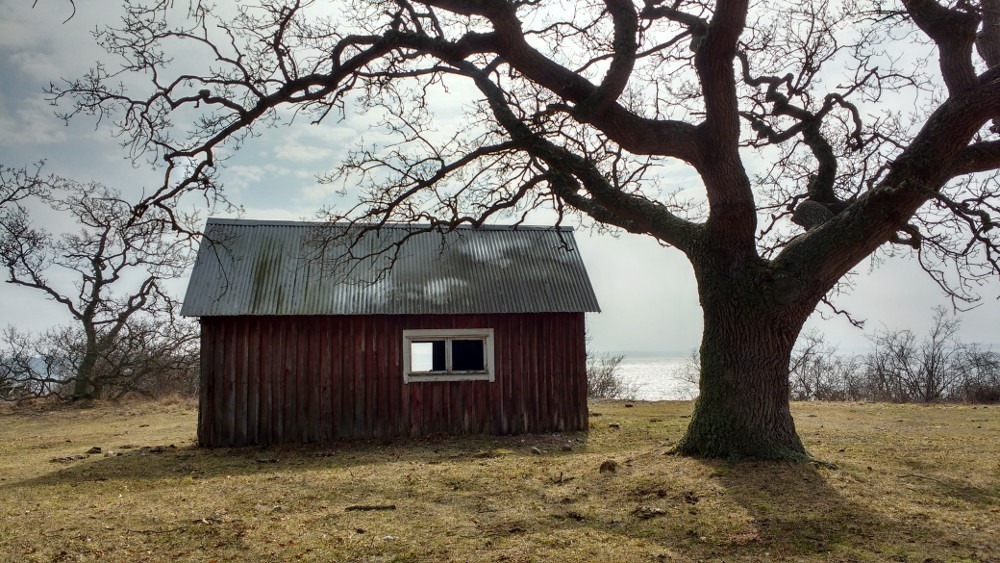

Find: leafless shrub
<box><xmin>785</xmin><ymin>309</ymin><xmax>1000</xmax><ymax>404</ymax></box>
<box><xmin>863</xmin><ymin>308</ymin><xmax>966</xmax><ymax>403</ymax></box>
<box><xmin>945</xmin><ymin>346</ymin><xmax>1000</xmax><ymax>403</ymax></box>
<box><xmin>0</xmin><ymin>327</ymin><xmax>74</xmax><ymax>401</ymax></box>
<box><xmin>587</xmin><ymin>351</ymin><xmax>637</xmax><ymax>400</ymax></box>
<box><xmin>677</xmin><ymin>350</ymin><xmax>701</xmax><ymax>398</ymax></box>
<box><xmin>0</xmin><ymin>320</ymin><xmax>199</xmax><ymax>402</ymax></box>
<box><xmin>790</xmin><ymin>330</ymin><xmax>865</xmax><ymax>401</ymax></box>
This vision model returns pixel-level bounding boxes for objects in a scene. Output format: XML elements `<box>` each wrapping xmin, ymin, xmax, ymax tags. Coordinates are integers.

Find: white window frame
<box><xmin>402</xmin><ymin>328</ymin><xmax>495</xmax><ymax>383</ymax></box>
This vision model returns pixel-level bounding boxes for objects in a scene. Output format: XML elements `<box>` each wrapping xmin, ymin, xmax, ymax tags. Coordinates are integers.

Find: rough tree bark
<box><xmin>671</xmin><ymin>253</ymin><xmax>810</xmax><ymax>458</ymax></box>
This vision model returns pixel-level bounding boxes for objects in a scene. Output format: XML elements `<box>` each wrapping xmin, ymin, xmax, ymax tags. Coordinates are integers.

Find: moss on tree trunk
<box><xmin>675</xmin><ymin>261</ymin><xmax>811</xmax><ymax>460</ymax></box>
<box><xmin>674</xmin><ymin>341</ymin><xmax>807</xmax><ymax>459</ymax></box>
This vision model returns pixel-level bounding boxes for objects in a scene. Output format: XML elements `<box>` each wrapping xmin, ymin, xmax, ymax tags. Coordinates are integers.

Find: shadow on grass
<box><xmin>702</xmin><ymin>458</ymin><xmax>996</xmax><ymax>560</ymax></box>
<box><xmin>1</xmin><ymin>430</ymin><xmax>590</xmax><ymax>490</ymax></box>
<box><xmin>897</xmin><ymin>458</ymin><xmax>1000</xmax><ymax>510</ymax></box>
<box><xmin>706</xmin><ymin>460</ymin><xmax>881</xmax><ymax>558</ymax></box>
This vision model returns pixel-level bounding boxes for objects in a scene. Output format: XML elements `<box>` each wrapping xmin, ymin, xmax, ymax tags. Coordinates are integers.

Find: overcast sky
<box><xmin>1</xmin><ymin>1</ymin><xmax>998</xmax><ymax>357</ymax></box>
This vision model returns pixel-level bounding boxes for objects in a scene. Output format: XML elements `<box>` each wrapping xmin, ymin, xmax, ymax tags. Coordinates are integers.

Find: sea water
<box><xmin>614</xmin><ymin>356</ymin><xmax>698</xmax><ymax>400</ymax></box>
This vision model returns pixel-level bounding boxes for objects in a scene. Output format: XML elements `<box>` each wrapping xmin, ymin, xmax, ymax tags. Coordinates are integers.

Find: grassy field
<box><xmin>0</xmin><ymin>399</ymin><xmax>997</xmax><ymax>562</ymax></box>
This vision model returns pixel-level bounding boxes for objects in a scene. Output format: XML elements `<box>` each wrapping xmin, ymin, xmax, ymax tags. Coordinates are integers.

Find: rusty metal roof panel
<box><xmin>181</xmin><ymin>218</ymin><xmax>601</xmax><ymax>317</ymax></box>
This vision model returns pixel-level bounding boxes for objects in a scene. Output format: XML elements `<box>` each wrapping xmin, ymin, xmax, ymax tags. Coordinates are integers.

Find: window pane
<box><xmin>452</xmin><ymin>339</ymin><xmax>485</xmax><ymax>371</ymax></box>
<box><xmin>410</xmin><ymin>341</ymin><xmax>436</xmax><ymax>372</ymax></box>
<box><xmin>431</xmin><ymin>340</ymin><xmax>446</xmax><ymax>371</ymax></box>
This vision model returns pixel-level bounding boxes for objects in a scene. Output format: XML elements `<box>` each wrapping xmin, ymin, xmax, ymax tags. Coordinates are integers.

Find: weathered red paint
<box><xmin>198</xmin><ymin>313</ymin><xmax>588</xmax><ymax>446</ymax></box>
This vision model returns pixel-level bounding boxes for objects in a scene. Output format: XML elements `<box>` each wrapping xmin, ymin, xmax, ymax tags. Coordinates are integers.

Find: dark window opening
<box><xmin>431</xmin><ymin>340</ymin><xmax>446</xmax><ymax>371</ymax></box>
<box><xmin>452</xmin><ymin>339</ymin><xmax>485</xmax><ymax>371</ymax></box>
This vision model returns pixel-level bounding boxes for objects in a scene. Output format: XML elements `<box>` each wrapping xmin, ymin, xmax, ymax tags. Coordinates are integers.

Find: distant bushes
<box><xmin>0</xmin><ymin>319</ymin><xmax>199</xmax><ymax>403</ymax></box>
<box><xmin>790</xmin><ymin>308</ymin><xmax>1000</xmax><ymax>404</ymax></box>
<box><xmin>673</xmin><ymin>308</ymin><xmax>999</xmax><ymax>404</ymax></box>
<box><xmin>585</xmin><ymin>328</ymin><xmax>640</xmax><ymax>400</ymax></box>
<box><xmin>587</xmin><ymin>350</ymin><xmax>639</xmax><ymax>399</ymax></box>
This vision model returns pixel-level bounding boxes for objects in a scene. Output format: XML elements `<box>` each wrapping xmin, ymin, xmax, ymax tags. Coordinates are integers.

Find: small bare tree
<box><xmin>97</xmin><ymin>317</ymin><xmax>200</xmax><ymax>398</ymax></box>
<box><xmin>586</xmin><ymin>351</ymin><xmax>633</xmax><ymax>400</ymax></box>
<box><xmin>678</xmin><ymin>350</ymin><xmax>702</xmax><ymax>396</ymax></box>
<box><xmin>0</xmin><ymin>166</ymin><xmax>194</xmax><ymax>400</ymax></box>
<box><xmin>789</xmin><ymin>330</ymin><xmax>863</xmax><ymax>401</ymax></box>
<box><xmin>584</xmin><ymin>330</ymin><xmax>633</xmax><ymax>399</ymax></box>
<box><xmin>863</xmin><ymin>307</ymin><xmax>966</xmax><ymax>402</ymax></box>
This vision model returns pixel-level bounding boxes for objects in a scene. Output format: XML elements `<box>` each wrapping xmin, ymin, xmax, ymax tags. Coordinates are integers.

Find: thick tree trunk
<box><xmin>674</xmin><ymin>263</ymin><xmax>811</xmax><ymax>460</ymax></box>
<box><xmin>73</xmin><ymin>351</ymin><xmax>100</xmax><ymax>400</ymax></box>
<box><xmin>72</xmin><ymin>328</ymin><xmax>102</xmax><ymax>401</ymax></box>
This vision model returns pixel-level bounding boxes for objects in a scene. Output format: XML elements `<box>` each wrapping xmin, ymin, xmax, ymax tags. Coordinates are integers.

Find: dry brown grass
<box><xmin>1</xmin><ymin>399</ymin><xmax>997</xmax><ymax>562</ymax></box>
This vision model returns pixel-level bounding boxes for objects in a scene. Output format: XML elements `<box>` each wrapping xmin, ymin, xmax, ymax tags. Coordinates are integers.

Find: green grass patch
<box><xmin>1</xmin><ymin>399</ymin><xmax>997</xmax><ymax>561</ymax></box>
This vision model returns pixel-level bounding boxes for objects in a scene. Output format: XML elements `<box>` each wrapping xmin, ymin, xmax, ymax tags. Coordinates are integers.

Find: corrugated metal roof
<box><xmin>181</xmin><ymin>218</ymin><xmax>601</xmax><ymax>316</ymax></box>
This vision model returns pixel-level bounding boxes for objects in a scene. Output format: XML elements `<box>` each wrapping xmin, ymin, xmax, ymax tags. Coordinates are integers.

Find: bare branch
<box><xmin>0</xmin><ymin>165</ymin><xmax>194</xmax><ymax>400</ymax></box>
<box><xmin>902</xmin><ymin>0</ymin><xmax>979</xmax><ymax>94</ymax></box>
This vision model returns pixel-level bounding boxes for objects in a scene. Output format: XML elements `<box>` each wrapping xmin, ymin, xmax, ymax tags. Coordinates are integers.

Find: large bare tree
<box><xmin>0</xmin><ymin>166</ymin><xmax>193</xmax><ymax>400</ymax></box>
<box><xmin>50</xmin><ymin>0</ymin><xmax>1000</xmax><ymax>458</ymax></box>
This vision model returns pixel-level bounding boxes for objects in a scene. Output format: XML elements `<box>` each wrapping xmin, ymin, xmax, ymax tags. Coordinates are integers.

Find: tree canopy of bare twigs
<box><xmin>0</xmin><ymin>165</ymin><xmax>195</xmax><ymax>401</ymax></box>
<box><xmin>45</xmin><ymin>0</ymin><xmax>1000</xmax><ymax>458</ymax></box>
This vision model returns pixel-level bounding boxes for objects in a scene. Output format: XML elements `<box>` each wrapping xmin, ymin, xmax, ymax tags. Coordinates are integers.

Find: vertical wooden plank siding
<box><xmin>365</xmin><ymin>316</ymin><xmax>377</xmax><ymax>438</ymax></box>
<box><xmin>246</xmin><ymin>318</ymin><xmax>260</xmax><ymax>445</ymax></box>
<box><xmin>196</xmin><ymin>323</ymin><xmax>213</xmax><ymax>446</ymax></box>
<box><xmin>258</xmin><ymin>320</ymin><xmax>272</xmax><ymax>444</ymax></box>
<box><xmin>353</xmin><ymin>320</ymin><xmax>365</xmax><ymax>438</ymax></box>
<box><xmin>309</xmin><ymin>321</ymin><xmax>323</xmax><ymax>442</ymax></box>
<box><xmin>222</xmin><ymin>321</ymin><xmax>236</xmax><ymax>445</ymax></box>
<box><xmin>492</xmin><ymin>315</ymin><xmax>504</xmax><ymax>433</ymax></box>
<box><xmin>334</xmin><ymin>319</ymin><xmax>347</xmax><ymax>439</ymax></box>
<box><xmin>234</xmin><ymin>320</ymin><xmax>248</xmax><ymax>446</ymax></box>
<box><xmin>509</xmin><ymin>314</ymin><xmax>521</xmax><ymax>433</ymax></box>
<box><xmin>318</xmin><ymin>318</ymin><xmax>333</xmax><ymax>443</ymax></box>
<box><xmin>270</xmin><ymin>320</ymin><xmax>284</xmax><ymax>444</ymax></box>
<box><xmin>386</xmin><ymin>317</ymin><xmax>404</xmax><ymax>437</ymax></box>
<box><xmin>282</xmin><ymin>319</ymin><xmax>295</xmax><ymax>443</ymax></box>
<box><xmin>197</xmin><ymin>313</ymin><xmax>588</xmax><ymax>446</ymax></box>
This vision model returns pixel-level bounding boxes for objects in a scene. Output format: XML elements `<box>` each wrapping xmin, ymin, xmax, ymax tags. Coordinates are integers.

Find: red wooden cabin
<box><xmin>182</xmin><ymin>219</ymin><xmax>601</xmax><ymax>446</ymax></box>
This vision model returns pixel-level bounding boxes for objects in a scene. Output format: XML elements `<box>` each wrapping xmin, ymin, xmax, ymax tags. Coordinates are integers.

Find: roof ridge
<box><xmin>205</xmin><ymin>217</ymin><xmax>575</xmax><ymax>231</ymax></box>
